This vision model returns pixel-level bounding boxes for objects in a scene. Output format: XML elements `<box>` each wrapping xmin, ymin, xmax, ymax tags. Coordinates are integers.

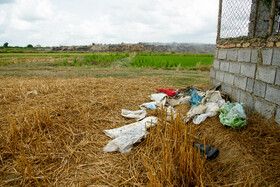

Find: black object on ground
<box><xmin>193</xmin><ymin>143</ymin><xmax>220</xmax><ymax>159</ymax></box>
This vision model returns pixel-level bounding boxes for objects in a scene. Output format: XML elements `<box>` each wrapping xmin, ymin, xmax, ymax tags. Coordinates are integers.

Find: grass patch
<box><xmin>131</xmin><ymin>52</ymin><xmax>213</xmax><ymax>70</ymax></box>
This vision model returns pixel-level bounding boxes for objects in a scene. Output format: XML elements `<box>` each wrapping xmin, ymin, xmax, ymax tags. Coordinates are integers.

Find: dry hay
<box><xmin>0</xmin><ymin>76</ymin><xmax>280</xmax><ymax>186</ymax></box>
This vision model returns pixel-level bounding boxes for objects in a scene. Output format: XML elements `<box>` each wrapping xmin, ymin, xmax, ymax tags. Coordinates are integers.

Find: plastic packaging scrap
<box><xmin>188</xmin><ymin>88</ymin><xmax>203</xmax><ymax>106</ymax></box>
<box><xmin>26</xmin><ymin>90</ymin><xmax>38</xmax><ymax>97</ymax></box>
<box><xmin>150</xmin><ymin>93</ymin><xmax>167</xmax><ymax>106</ymax></box>
<box><xmin>121</xmin><ymin>109</ymin><xmax>147</xmax><ymax>121</ymax></box>
<box><xmin>103</xmin><ymin>117</ymin><xmax>158</xmax><ymax>153</ymax></box>
<box><xmin>202</xmin><ymin>91</ymin><xmax>225</xmax><ymax>107</ymax></box>
<box><xmin>140</xmin><ymin>102</ymin><xmax>157</xmax><ymax>110</ymax></box>
<box><xmin>187</xmin><ymin>104</ymin><xmax>207</xmax><ymax>119</ymax></box>
<box><xmin>156</xmin><ymin>89</ymin><xmax>177</xmax><ymax>97</ymax></box>
<box><xmin>193</xmin><ymin>143</ymin><xmax>220</xmax><ymax>159</ymax></box>
<box><xmin>219</xmin><ymin>101</ymin><xmax>247</xmax><ymax>128</ymax></box>
<box><xmin>167</xmin><ymin>96</ymin><xmax>191</xmax><ymax>107</ymax></box>
<box><xmin>187</xmin><ymin>91</ymin><xmax>225</xmax><ymax>124</ymax></box>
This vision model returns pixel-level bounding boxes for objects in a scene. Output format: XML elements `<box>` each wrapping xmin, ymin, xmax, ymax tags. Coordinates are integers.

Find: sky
<box><xmin>0</xmin><ymin>0</ymin><xmax>219</xmax><ymax>47</ymax></box>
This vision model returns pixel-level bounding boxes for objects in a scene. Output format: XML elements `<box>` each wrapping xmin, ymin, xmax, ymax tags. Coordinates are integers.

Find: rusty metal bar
<box><xmin>216</xmin><ymin>0</ymin><xmax>223</xmax><ymax>41</ymax></box>
<box><xmin>268</xmin><ymin>0</ymin><xmax>276</xmax><ymax>36</ymax></box>
<box><xmin>253</xmin><ymin>0</ymin><xmax>259</xmax><ymax>37</ymax></box>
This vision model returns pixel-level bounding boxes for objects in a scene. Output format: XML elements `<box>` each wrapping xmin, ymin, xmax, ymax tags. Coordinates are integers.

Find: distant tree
<box><xmin>3</xmin><ymin>42</ymin><xmax>8</xmax><ymax>47</ymax></box>
<box><xmin>26</xmin><ymin>44</ymin><xmax>33</xmax><ymax>48</ymax></box>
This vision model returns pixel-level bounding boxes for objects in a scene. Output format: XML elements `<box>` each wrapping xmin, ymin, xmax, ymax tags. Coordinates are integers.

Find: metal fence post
<box><xmin>268</xmin><ymin>0</ymin><xmax>276</xmax><ymax>36</ymax></box>
<box><xmin>252</xmin><ymin>0</ymin><xmax>259</xmax><ymax>37</ymax></box>
<box><xmin>216</xmin><ymin>0</ymin><xmax>223</xmax><ymax>41</ymax></box>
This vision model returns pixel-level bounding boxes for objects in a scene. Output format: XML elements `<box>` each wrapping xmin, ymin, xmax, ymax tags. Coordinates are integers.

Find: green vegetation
<box><xmin>3</xmin><ymin>42</ymin><xmax>8</xmax><ymax>47</ymax></box>
<box><xmin>0</xmin><ymin>52</ymin><xmax>213</xmax><ymax>71</ymax></box>
<box><xmin>132</xmin><ymin>53</ymin><xmax>213</xmax><ymax>70</ymax></box>
<box><xmin>26</xmin><ymin>44</ymin><xmax>34</xmax><ymax>48</ymax></box>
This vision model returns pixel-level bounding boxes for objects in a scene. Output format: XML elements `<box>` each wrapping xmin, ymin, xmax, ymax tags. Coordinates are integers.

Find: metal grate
<box><xmin>220</xmin><ymin>0</ymin><xmax>252</xmax><ymax>38</ymax></box>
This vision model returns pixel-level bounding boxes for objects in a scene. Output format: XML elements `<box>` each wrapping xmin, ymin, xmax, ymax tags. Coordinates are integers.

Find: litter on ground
<box><xmin>219</xmin><ymin>101</ymin><xmax>247</xmax><ymax>128</ymax></box>
<box><xmin>103</xmin><ymin>117</ymin><xmax>158</xmax><ymax>153</ymax></box>
<box><xmin>104</xmin><ymin>86</ymin><xmax>246</xmax><ymax>153</ymax></box>
<box><xmin>156</xmin><ymin>88</ymin><xmax>177</xmax><ymax>97</ymax></box>
<box><xmin>193</xmin><ymin>143</ymin><xmax>220</xmax><ymax>159</ymax></box>
<box><xmin>121</xmin><ymin>109</ymin><xmax>147</xmax><ymax>120</ymax></box>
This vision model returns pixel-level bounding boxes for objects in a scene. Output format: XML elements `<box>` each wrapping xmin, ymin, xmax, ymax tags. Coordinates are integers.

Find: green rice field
<box><xmin>132</xmin><ymin>53</ymin><xmax>213</xmax><ymax>69</ymax></box>
<box><xmin>0</xmin><ymin>52</ymin><xmax>213</xmax><ymax>70</ymax></box>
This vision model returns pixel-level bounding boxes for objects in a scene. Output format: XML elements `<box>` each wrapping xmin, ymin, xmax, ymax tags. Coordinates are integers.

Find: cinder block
<box><xmin>238</xmin><ymin>49</ymin><xmax>251</xmax><ymax>62</ymax></box>
<box><xmin>213</xmin><ymin>59</ymin><xmax>220</xmax><ymax>69</ymax></box>
<box><xmin>227</xmin><ymin>49</ymin><xmax>238</xmax><ymax>61</ymax></box>
<box><xmin>276</xmin><ymin>107</ymin><xmax>280</xmax><ymax>124</ymax></box>
<box><xmin>240</xmin><ymin>90</ymin><xmax>254</xmax><ymax>109</ymax></box>
<box><xmin>254</xmin><ymin>97</ymin><xmax>276</xmax><ymax>119</ymax></box>
<box><xmin>229</xmin><ymin>62</ymin><xmax>241</xmax><ymax>74</ymax></box>
<box><xmin>256</xmin><ymin>66</ymin><xmax>276</xmax><ymax>84</ymax></box>
<box><xmin>218</xmin><ymin>49</ymin><xmax>227</xmax><ymax>60</ymax></box>
<box><xmin>221</xmin><ymin>84</ymin><xmax>232</xmax><ymax>95</ymax></box>
<box><xmin>253</xmin><ymin>80</ymin><xmax>267</xmax><ymax>98</ymax></box>
<box><xmin>216</xmin><ymin>70</ymin><xmax>224</xmax><ymax>81</ymax></box>
<box><xmin>272</xmin><ymin>48</ymin><xmax>280</xmax><ymax>66</ymax></box>
<box><xmin>210</xmin><ymin>68</ymin><xmax>216</xmax><ymax>78</ymax></box>
<box><xmin>220</xmin><ymin>61</ymin><xmax>229</xmax><ymax>72</ymax></box>
<box><xmin>211</xmin><ymin>78</ymin><xmax>221</xmax><ymax>87</ymax></box>
<box><xmin>231</xmin><ymin>87</ymin><xmax>241</xmax><ymax>102</ymax></box>
<box><xmin>262</xmin><ymin>48</ymin><xmax>273</xmax><ymax>65</ymax></box>
<box><xmin>246</xmin><ymin>78</ymin><xmax>255</xmax><ymax>93</ymax></box>
<box><xmin>276</xmin><ymin>69</ymin><xmax>280</xmax><ymax>86</ymax></box>
<box><xmin>265</xmin><ymin>85</ymin><xmax>280</xmax><ymax>105</ymax></box>
<box><xmin>234</xmin><ymin>75</ymin><xmax>247</xmax><ymax>90</ymax></box>
<box><xmin>240</xmin><ymin>63</ymin><xmax>256</xmax><ymax>78</ymax></box>
<box><xmin>223</xmin><ymin>72</ymin><xmax>235</xmax><ymax>85</ymax></box>
<box><xmin>251</xmin><ymin>49</ymin><xmax>258</xmax><ymax>63</ymax></box>
<box><xmin>214</xmin><ymin>49</ymin><xmax>219</xmax><ymax>58</ymax></box>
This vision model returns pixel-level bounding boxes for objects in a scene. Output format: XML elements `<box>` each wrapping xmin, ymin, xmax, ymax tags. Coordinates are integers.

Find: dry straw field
<box><xmin>0</xmin><ymin>74</ymin><xmax>280</xmax><ymax>186</ymax></box>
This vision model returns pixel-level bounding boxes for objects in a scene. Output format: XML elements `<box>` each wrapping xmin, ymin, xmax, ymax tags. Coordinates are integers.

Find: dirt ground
<box><xmin>0</xmin><ymin>74</ymin><xmax>280</xmax><ymax>186</ymax></box>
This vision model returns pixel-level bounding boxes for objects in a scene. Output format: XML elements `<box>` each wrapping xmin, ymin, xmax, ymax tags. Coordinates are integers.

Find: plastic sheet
<box><xmin>121</xmin><ymin>109</ymin><xmax>147</xmax><ymax>120</ymax></box>
<box><xmin>219</xmin><ymin>101</ymin><xmax>247</xmax><ymax>128</ymax></box>
<box><xmin>103</xmin><ymin>117</ymin><xmax>158</xmax><ymax>153</ymax></box>
<box><xmin>189</xmin><ymin>88</ymin><xmax>202</xmax><ymax>106</ymax></box>
<box><xmin>194</xmin><ymin>143</ymin><xmax>220</xmax><ymax>159</ymax></box>
<box><xmin>156</xmin><ymin>89</ymin><xmax>177</xmax><ymax>97</ymax></box>
<box><xmin>140</xmin><ymin>102</ymin><xmax>157</xmax><ymax>110</ymax></box>
<box><xmin>150</xmin><ymin>93</ymin><xmax>167</xmax><ymax>106</ymax></box>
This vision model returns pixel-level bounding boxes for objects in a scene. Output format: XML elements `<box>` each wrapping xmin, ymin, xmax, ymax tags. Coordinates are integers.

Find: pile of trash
<box><xmin>103</xmin><ymin>87</ymin><xmax>247</xmax><ymax>154</ymax></box>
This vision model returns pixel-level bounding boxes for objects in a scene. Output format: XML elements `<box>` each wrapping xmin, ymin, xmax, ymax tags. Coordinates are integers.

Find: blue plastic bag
<box><xmin>189</xmin><ymin>88</ymin><xmax>202</xmax><ymax>106</ymax></box>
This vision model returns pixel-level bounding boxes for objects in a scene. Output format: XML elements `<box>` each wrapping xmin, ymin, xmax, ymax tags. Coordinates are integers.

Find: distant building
<box><xmin>35</xmin><ymin>45</ymin><xmax>41</xmax><ymax>48</ymax></box>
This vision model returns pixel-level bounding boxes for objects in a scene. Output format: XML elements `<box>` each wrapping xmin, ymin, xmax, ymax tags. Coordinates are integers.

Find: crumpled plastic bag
<box><xmin>219</xmin><ymin>101</ymin><xmax>247</xmax><ymax>128</ymax></box>
<box><xmin>193</xmin><ymin>143</ymin><xmax>220</xmax><ymax>159</ymax></box>
<box><xmin>156</xmin><ymin>89</ymin><xmax>177</xmax><ymax>97</ymax></box>
<box><xmin>103</xmin><ymin>117</ymin><xmax>158</xmax><ymax>153</ymax></box>
<box><xmin>167</xmin><ymin>96</ymin><xmax>191</xmax><ymax>106</ymax></box>
<box><xmin>121</xmin><ymin>109</ymin><xmax>147</xmax><ymax>120</ymax></box>
<box><xmin>187</xmin><ymin>104</ymin><xmax>207</xmax><ymax>119</ymax></box>
<box><xmin>150</xmin><ymin>93</ymin><xmax>167</xmax><ymax>106</ymax></box>
<box><xmin>202</xmin><ymin>91</ymin><xmax>225</xmax><ymax>107</ymax></box>
<box><xmin>192</xmin><ymin>103</ymin><xmax>220</xmax><ymax>124</ymax></box>
<box><xmin>140</xmin><ymin>102</ymin><xmax>157</xmax><ymax>110</ymax></box>
<box><xmin>189</xmin><ymin>88</ymin><xmax>202</xmax><ymax>106</ymax></box>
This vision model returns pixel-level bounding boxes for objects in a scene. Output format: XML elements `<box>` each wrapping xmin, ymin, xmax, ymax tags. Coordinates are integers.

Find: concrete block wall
<box><xmin>211</xmin><ymin>41</ymin><xmax>280</xmax><ymax>123</ymax></box>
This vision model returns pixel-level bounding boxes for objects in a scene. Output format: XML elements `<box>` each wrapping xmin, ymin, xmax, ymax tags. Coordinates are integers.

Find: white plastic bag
<box><xmin>121</xmin><ymin>109</ymin><xmax>147</xmax><ymax>120</ymax></box>
<box><xmin>103</xmin><ymin>117</ymin><xmax>158</xmax><ymax>153</ymax></box>
<box><xmin>140</xmin><ymin>102</ymin><xmax>157</xmax><ymax>110</ymax></box>
<box><xmin>150</xmin><ymin>93</ymin><xmax>167</xmax><ymax>106</ymax></box>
